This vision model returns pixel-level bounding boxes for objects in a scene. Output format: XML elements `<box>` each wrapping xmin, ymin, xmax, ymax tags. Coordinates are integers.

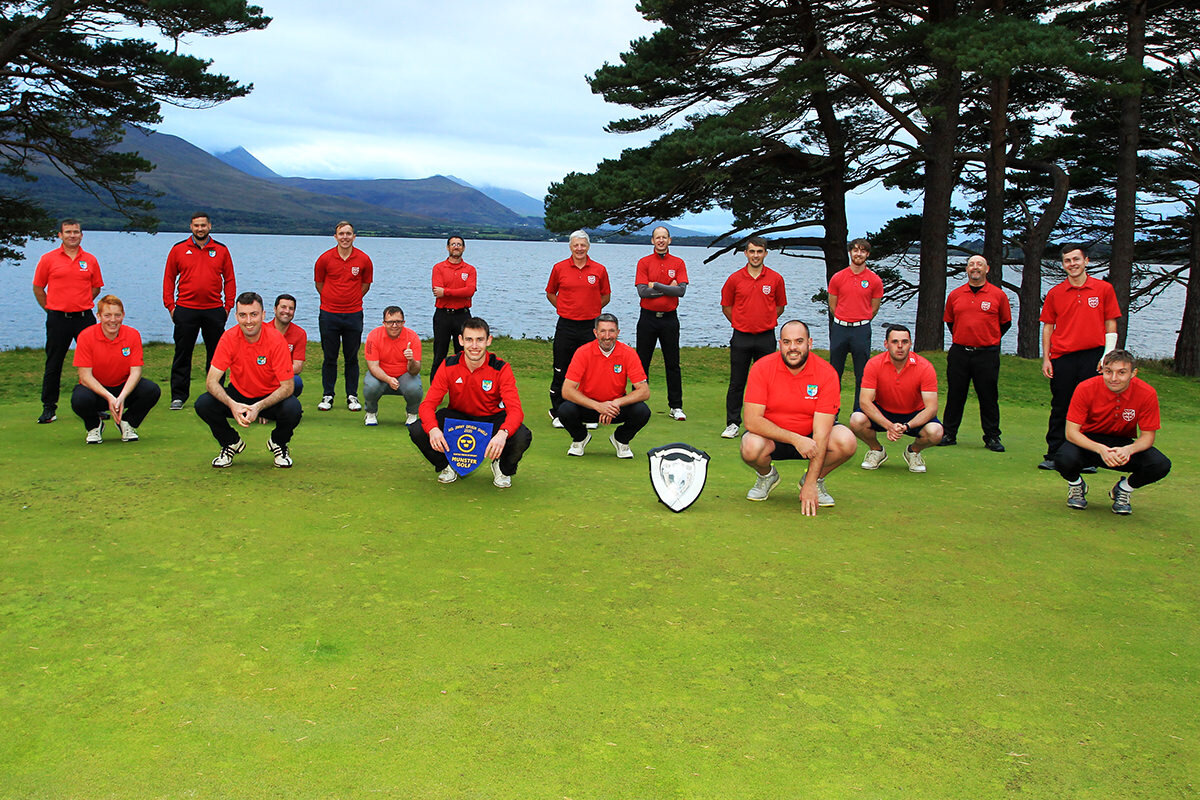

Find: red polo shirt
<box><xmin>635</xmin><ymin>252</ymin><xmax>688</xmax><ymax>312</ymax></box>
<box><xmin>162</xmin><ymin>236</ymin><xmax>236</xmax><ymax>313</ymax></box>
<box><xmin>279</xmin><ymin>322</ymin><xmax>307</xmax><ymax>363</ymax></box>
<box><xmin>1039</xmin><ymin>276</ymin><xmax>1121</xmax><ymax>359</ymax></box>
<box><xmin>315</xmin><ymin>247</ymin><xmax>373</xmax><ymax>313</ymax></box>
<box><xmin>212</xmin><ymin>324</ymin><xmax>294</xmax><ymax>398</ymax></box>
<box><xmin>944</xmin><ymin>282</ymin><xmax>1012</xmax><ymax>347</ymax></box>
<box><xmin>420</xmin><ymin>352</ymin><xmax>525</xmax><ymax>436</ymax></box>
<box><xmin>861</xmin><ymin>351</ymin><xmax>938</xmax><ymax>415</ymax></box>
<box><xmin>73</xmin><ymin>324</ymin><xmax>142</xmax><ymax>386</ymax></box>
<box><xmin>364</xmin><ymin>325</ymin><xmax>422</xmax><ymax>376</ymax></box>
<box><xmin>565</xmin><ymin>340</ymin><xmax>647</xmax><ymax>402</ymax></box>
<box><xmin>33</xmin><ymin>246</ymin><xmax>103</xmax><ymax>312</ymax></box>
<box><xmin>1067</xmin><ymin>375</ymin><xmax>1160</xmax><ymax>438</ymax></box>
<box><xmin>546</xmin><ymin>258</ymin><xmax>611</xmax><ymax>321</ymax></box>
<box><xmin>721</xmin><ymin>265</ymin><xmax>787</xmax><ymax>333</ymax></box>
<box><xmin>432</xmin><ymin>259</ymin><xmax>477</xmax><ymax>309</ymax></box>
<box><xmin>828</xmin><ymin>266</ymin><xmax>884</xmax><ymax>323</ymax></box>
<box><xmin>744</xmin><ymin>351</ymin><xmax>840</xmax><ymax>437</ymax></box>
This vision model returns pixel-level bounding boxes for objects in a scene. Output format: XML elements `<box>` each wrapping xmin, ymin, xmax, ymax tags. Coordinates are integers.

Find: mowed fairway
<box><xmin>1</xmin><ymin>340</ymin><xmax>1197</xmax><ymax>799</ymax></box>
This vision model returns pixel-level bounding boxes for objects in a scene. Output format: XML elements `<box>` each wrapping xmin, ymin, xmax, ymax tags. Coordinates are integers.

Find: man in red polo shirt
<box><xmin>1038</xmin><ymin>244</ymin><xmax>1121</xmax><ymax>470</ymax></box>
<box><xmin>635</xmin><ymin>226</ymin><xmax>689</xmax><ymax>421</ymax></box>
<box><xmin>272</xmin><ymin>293</ymin><xmax>307</xmax><ymax>397</ymax></box>
<box><xmin>430</xmin><ymin>234</ymin><xmax>477</xmax><ymax>380</ymax></box>
<box><xmin>740</xmin><ymin>320</ymin><xmax>856</xmax><ymax>515</ymax></box>
<box><xmin>32</xmin><ymin>218</ymin><xmax>104</xmax><ymax>423</ymax></box>
<box><xmin>558</xmin><ymin>313</ymin><xmax>650</xmax><ymax>458</ymax></box>
<box><xmin>194</xmin><ymin>292</ymin><xmax>303</xmax><ymax>468</ymax></box>
<box><xmin>362</xmin><ymin>306</ymin><xmax>423</xmax><ymax>427</ymax></box>
<box><xmin>411</xmin><ymin>317</ymin><xmax>533</xmax><ymax>488</ymax></box>
<box><xmin>940</xmin><ymin>254</ymin><xmax>1011</xmax><ymax>451</ymax></box>
<box><xmin>1054</xmin><ymin>350</ymin><xmax>1171</xmax><ymax>515</ymax></box>
<box><xmin>720</xmin><ymin>236</ymin><xmax>787</xmax><ymax>439</ymax></box>
<box><xmin>315</xmin><ymin>220</ymin><xmax>373</xmax><ymax>412</ymax></box>
<box><xmin>848</xmin><ymin>324</ymin><xmax>944</xmax><ymax>473</ymax></box>
<box><xmin>70</xmin><ymin>294</ymin><xmax>161</xmax><ymax>444</ymax></box>
<box><xmin>827</xmin><ymin>237</ymin><xmax>884</xmax><ymax>413</ymax></box>
<box><xmin>545</xmin><ymin>230</ymin><xmax>611</xmax><ymax>424</ymax></box>
<box><xmin>163</xmin><ymin>212</ymin><xmax>236</xmax><ymax>410</ymax></box>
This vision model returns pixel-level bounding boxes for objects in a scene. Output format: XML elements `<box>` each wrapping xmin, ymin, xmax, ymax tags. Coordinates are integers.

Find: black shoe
<box><xmin>1081</xmin><ymin>466</ymin><xmax>1098</xmax><ymax>474</ymax></box>
<box><xmin>37</xmin><ymin>407</ymin><xmax>56</xmax><ymax>424</ymax></box>
<box><xmin>1038</xmin><ymin>458</ymin><xmax>1056</xmax><ymax>471</ymax></box>
<box><xmin>937</xmin><ymin>435</ymin><xmax>957</xmax><ymax>447</ymax></box>
<box><xmin>984</xmin><ymin>437</ymin><xmax>1005</xmax><ymax>452</ymax></box>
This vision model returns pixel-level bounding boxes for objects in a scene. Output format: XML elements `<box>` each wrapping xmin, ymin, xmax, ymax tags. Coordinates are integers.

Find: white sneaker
<box><xmin>437</xmin><ymin>465</ymin><xmax>458</xmax><ymax>483</ymax></box>
<box><xmin>168</xmin><ymin>399</ymin><xmax>184</xmax><ymax>411</ymax></box>
<box><xmin>318</xmin><ymin>395</ymin><xmax>333</xmax><ymax>411</ymax></box>
<box><xmin>119</xmin><ymin>420</ymin><xmax>138</xmax><ymax>442</ymax></box>
<box><xmin>567</xmin><ymin>432</ymin><xmax>591</xmax><ymax>456</ymax></box>
<box><xmin>211</xmin><ymin>438</ymin><xmax>245</xmax><ymax>468</ymax></box>
<box><xmin>347</xmin><ymin>395</ymin><xmax>362</xmax><ymax>411</ymax></box>
<box><xmin>746</xmin><ymin>466</ymin><xmax>780</xmax><ymax>501</ymax></box>
<box><xmin>721</xmin><ymin>423</ymin><xmax>739</xmax><ymax>439</ymax></box>
<box><xmin>549</xmin><ymin>410</ymin><xmax>564</xmax><ymax>429</ymax></box>
<box><xmin>267</xmin><ymin>437</ymin><xmax>292</xmax><ymax>468</ymax></box>
<box><xmin>406</xmin><ymin>412</ymin><xmax>419</xmax><ymax>425</ymax></box>
<box><xmin>610</xmin><ymin>433</ymin><xmax>633</xmax><ymax>459</ymax></box>
<box><xmin>801</xmin><ymin>472</ymin><xmax>835</xmax><ymax>507</ymax></box>
<box><xmin>669</xmin><ymin>407</ymin><xmax>687</xmax><ymax>421</ymax></box>
<box><xmin>902</xmin><ymin>446</ymin><xmax>926</xmax><ymax>473</ymax></box>
<box><xmin>85</xmin><ymin>421</ymin><xmax>104</xmax><ymax>444</ymax></box>
<box><xmin>491</xmin><ymin>460</ymin><xmax>511</xmax><ymax>488</ymax></box>
<box><xmin>364</xmin><ymin>412</ymin><xmax>378</xmax><ymax>426</ymax></box>
<box><xmin>861</xmin><ymin>448</ymin><xmax>888</xmax><ymax>470</ymax></box>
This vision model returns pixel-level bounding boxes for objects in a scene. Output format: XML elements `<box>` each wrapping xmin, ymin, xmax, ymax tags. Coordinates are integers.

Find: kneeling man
<box><xmin>740</xmin><ymin>319</ymin><xmax>856</xmax><ymax>515</ymax></box>
<box><xmin>71</xmin><ymin>294</ymin><xmax>161</xmax><ymax>443</ymax></box>
<box><xmin>410</xmin><ymin>317</ymin><xmax>532</xmax><ymax>488</ymax></box>
<box><xmin>194</xmin><ymin>292</ymin><xmax>303</xmax><ymax>468</ymax></box>
<box><xmin>558</xmin><ymin>313</ymin><xmax>651</xmax><ymax>458</ymax></box>
<box><xmin>1054</xmin><ymin>349</ymin><xmax>1171</xmax><ymax>514</ymax></box>
<box><xmin>849</xmin><ymin>324</ymin><xmax>944</xmax><ymax>473</ymax></box>
<box><xmin>363</xmin><ymin>306</ymin><xmax>422</xmax><ymax>426</ymax></box>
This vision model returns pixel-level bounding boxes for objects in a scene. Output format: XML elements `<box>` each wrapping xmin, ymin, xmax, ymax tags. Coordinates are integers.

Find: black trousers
<box><xmin>171</xmin><ymin>305</ymin><xmax>226</xmax><ymax>403</ymax></box>
<box><xmin>829</xmin><ymin>320</ymin><xmax>872</xmax><ymax>412</ymax></box>
<box><xmin>558</xmin><ymin>400</ymin><xmax>651</xmax><ymax>445</ymax></box>
<box><xmin>726</xmin><ymin>329</ymin><xmax>776</xmax><ymax>426</ymax></box>
<box><xmin>549</xmin><ymin>317</ymin><xmax>596</xmax><ymax>416</ymax></box>
<box><xmin>70</xmin><ymin>378</ymin><xmax>161</xmax><ymax>430</ymax></box>
<box><xmin>42</xmin><ymin>309</ymin><xmax>97</xmax><ymax>409</ymax></box>
<box><xmin>636</xmin><ymin>309</ymin><xmax>682</xmax><ymax>409</ymax></box>
<box><xmin>430</xmin><ymin>306</ymin><xmax>470</xmax><ymax>381</ymax></box>
<box><xmin>318</xmin><ymin>309</ymin><xmax>364</xmax><ymax>398</ymax></box>
<box><xmin>942</xmin><ymin>344</ymin><xmax>1001</xmax><ymax>440</ymax></box>
<box><xmin>194</xmin><ymin>384</ymin><xmax>303</xmax><ymax>447</ymax></box>
<box><xmin>1054</xmin><ymin>435</ymin><xmax>1171</xmax><ymax>488</ymax></box>
<box><xmin>1045</xmin><ymin>346</ymin><xmax>1104</xmax><ymax>459</ymax></box>
<box><xmin>408</xmin><ymin>408</ymin><xmax>532</xmax><ymax>476</ymax></box>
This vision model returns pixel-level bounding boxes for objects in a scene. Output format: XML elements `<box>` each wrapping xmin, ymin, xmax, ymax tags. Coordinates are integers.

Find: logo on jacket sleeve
<box><xmin>121</xmin><ymin>347</ymin><xmax>131</xmax><ymax>357</ymax></box>
<box><xmin>481</xmin><ymin>379</ymin><xmax>493</xmax><ymax>391</ymax></box>
<box><xmin>256</xmin><ymin>356</ymin><xmax>267</xmax><ymax>365</ymax></box>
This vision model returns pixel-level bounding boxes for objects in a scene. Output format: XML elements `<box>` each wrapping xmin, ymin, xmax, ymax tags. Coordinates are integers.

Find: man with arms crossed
<box><xmin>272</xmin><ymin>294</ymin><xmax>307</xmax><ymax>397</ymax></box>
<box><xmin>410</xmin><ymin>317</ymin><xmax>532</xmax><ymax>488</ymax></box>
<box><xmin>849</xmin><ymin>325</ymin><xmax>944</xmax><ymax>473</ymax></box>
<box><xmin>315</xmin><ymin>221</ymin><xmax>373</xmax><ymax>412</ymax></box>
<box><xmin>1055</xmin><ymin>350</ymin><xmax>1171</xmax><ymax>515</ymax></box>
<box><xmin>32</xmin><ymin>218</ymin><xmax>104</xmax><ymax>423</ymax></box>
<box><xmin>163</xmin><ymin>212</ymin><xmax>236</xmax><ymax>410</ymax></box>
<box><xmin>720</xmin><ymin>236</ymin><xmax>786</xmax><ymax>438</ymax></box>
<box><xmin>827</xmin><ymin>237</ymin><xmax>884</xmax><ymax>412</ymax></box>
<box><xmin>635</xmin><ymin>226</ymin><xmax>688</xmax><ymax>421</ymax></box>
<box><xmin>740</xmin><ymin>320</ymin><xmax>855</xmax><ymax>515</ymax></box>
<box><xmin>71</xmin><ymin>294</ymin><xmax>161</xmax><ymax>443</ymax></box>
<box><xmin>430</xmin><ymin>234</ymin><xmax>476</xmax><ymax>380</ymax></box>
<box><xmin>194</xmin><ymin>292</ymin><xmax>303</xmax><ymax>468</ymax></box>
<box><xmin>940</xmin><ymin>254</ymin><xmax>1011</xmax><ymax>451</ymax></box>
<box><xmin>558</xmin><ymin>313</ymin><xmax>651</xmax><ymax>459</ymax></box>
<box><xmin>545</xmin><ymin>230</ymin><xmax>611</xmax><ymax>425</ymax></box>
<box><xmin>1039</xmin><ymin>244</ymin><xmax>1121</xmax><ymax>470</ymax></box>
<box><xmin>362</xmin><ymin>306</ymin><xmax>423</xmax><ymax>427</ymax></box>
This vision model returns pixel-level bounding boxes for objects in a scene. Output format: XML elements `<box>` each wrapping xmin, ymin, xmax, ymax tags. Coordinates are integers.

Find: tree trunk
<box><xmin>983</xmin><ymin>74</ymin><xmax>1009</xmax><ymax>286</ymax></box>
<box><xmin>1012</xmin><ymin>157</ymin><xmax>1070</xmax><ymax>357</ymax></box>
<box><xmin>1173</xmin><ymin>192</ymin><xmax>1200</xmax><ymax>375</ymax></box>
<box><xmin>1110</xmin><ymin>0</ymin><xmax>1146</xmax><ymax>346</ymax></box>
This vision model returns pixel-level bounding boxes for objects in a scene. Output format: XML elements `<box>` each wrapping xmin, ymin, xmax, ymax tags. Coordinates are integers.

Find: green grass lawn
<box><xmin>1</xmin><ymin>341</ymin><xmax>1197</xmax><ymax>799</ymax></box>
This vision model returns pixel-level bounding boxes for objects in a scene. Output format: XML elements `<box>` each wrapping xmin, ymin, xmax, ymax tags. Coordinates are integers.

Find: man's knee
<box><xmin>828</xmin><ymin>425</ymin><xmax>858</xmax><ymax>458</ymax></box>
<box><xmin>740</xmin><ymin>432</ymin><xmax>771</xmax><ymax>464</ymax></box>
<box><xmin>847</xmin><ymin>411</ymin><xmax>870</xmax><ymax>435</ymax></box>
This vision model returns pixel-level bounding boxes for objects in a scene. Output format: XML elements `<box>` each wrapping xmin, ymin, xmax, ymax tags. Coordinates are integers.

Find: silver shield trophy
<box><xmin>646</xmin><ymin>442</ymin><xmax>710</xmax><ymax>512</ymax></box>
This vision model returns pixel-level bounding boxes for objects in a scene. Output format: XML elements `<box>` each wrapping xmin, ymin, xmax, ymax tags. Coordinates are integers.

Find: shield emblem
<box><xmin>647</xmin><ymin>443</ymin><xmax>710</xmax><ymax>513</ymax></box>
<box><xmin>807</xmin><ymin>384</ymin><xmax>818</xmax><ymax>397</ymax></box>
<box><xmin>481</xmin><ymin>379</ymin><xmax>493</xmax><ymax>391</ymax></box>
<box><xmin>981</xmin><ymin>301</ymin><xmax>991</xmax><ymax>311</ymax></box>
<box><xmin>1122</xmin><ymin>409</ymin><xmax>1135</xmax><ymax>421</ymax></box>
<box><xmin>614</xmin><ymin>364</ymin><xmax>623</xmax><ymax>373</ymax></box>
<box><xmin>121</xmin><ymin>347</ymin><xmax>131</xmax><ymax>357</ymax></box>
<box><xmin>587</xmin><ymin>275</ymin><xmax>596</xmax><ymax>284</ymax></box>
<box><xmin>861</xmin><ymin>279</ymin><xmax>869</xmax><ymax>288</ymax></box>
<box><xmin>351</xmin><ymin>266</ymin><xmax>360</xmax><ymax>276</ymax></box>
<box><xmin>762</xmin><ymin>285</ymin><xmax>771</xmax><ymax>295</ymax></box>
<box><xmin>79</xmin><ymin>261</ymin><xmax>88</xmax><ymax>270</ymax></box>
<box><xmin>461</xmin><ymin>272</ymin><xmax>469</xmax><ymax>281</ymax></box>
<box><xmin>208</xmin><ymin>249</ymin><xmax>216</xmax><ymax>257</ymax></box>
<box><xmin>668</xmin><ymin>270</ymin><xmax>676</xmax><ymax>278</ymax></box>
<box><xmin>445</xmin><ymin>418</ymin><xmax>494</xmax><ymax>476</ymax></box>
<box><xmin>1088</xmin><ymin>296</ymin><xmax>1099</xmax><ymax>307</ymax></box>
<box><xmin>256</xmin><ymin>356</ymin><xmax>267</xmax><ymax>365</ymax></box>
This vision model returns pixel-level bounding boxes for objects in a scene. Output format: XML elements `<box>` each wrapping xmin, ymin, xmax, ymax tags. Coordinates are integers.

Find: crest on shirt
<box><xmin>256</xmin><ymin>356</ymin><xmax>267</xmax><ymax>365</ymax></box>
<box><xmin>668</xmin><ymin>269</ymin><xmax>676</xmax><ymax>278</ymax></box>
<box><xmin>78</xmin><ymin>261</ymin><xmax>88</xmax><ymax>270</ymax></box>
<box><xmin>208</xmin><ymin>249</ymin><xmax>216</xmax><ymax>257</ymax></box>
<box><xmin>614</xmin><ymin>364</ymin><xmax>623</xmax><ymax>374</ymax></box>
<box><xmin>121</xmin><ymin>347</ymin><xmax>131</xmax><ymax>357</ymax></box>
<box><xmin>351</xmin><ymin>266</ymin><xmax>361</xmax><ymax>276</ymax></box>
<box><xmin>461</xmin><ymin>272</ymin><xmax>469</xmax><ymax>281</ymax></box>
<box><xmin>981</xmin><ymin>301</ymin><xmax>992</xmax><ymax>311</ymax></box>
<box><xmin>1088</xmin><ymin>296</ymin><xmax>1099</xmax><ymax>308</ymax></box>
<box><xmin>587</xmin><ymin>275</ymin><xmax>597</xmax><ymax>285</ymax></box>
<box><xmin>481</xmin><ymin>379</ymin><xmax>493</xmax><ymax>391</ymax></box>
<box><xmin>1122</xmin><ymin>408</ymin><xmax>1136</xmax><ymax>422</ymax></box>
<box><xmin>761</xmin><ymin>285</ymin><xmax>771</xmax><ymax>295</ymax></box>
<box><xmin>445</xmin><ymin>418</ymin><xmax>494</xmax><ymax>477</ymax></box>
<box><xmin>861</xmin><ymin>279</ymin><xmax>869</xmax><ymax>288</ymax></box>
<box><xmin>807</xmin><ymin>384</ymin><xmax>818</xmax><ymax>397</ymax></box>
<box><xmin>647</xmin><ymin>443</ymin><xmax>710</xmax><ymax>513</ymax></box>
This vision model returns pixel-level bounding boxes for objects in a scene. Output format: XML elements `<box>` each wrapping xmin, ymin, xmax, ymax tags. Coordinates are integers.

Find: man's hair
<box><xmin>335</xmin><ymin>220</ymin><xmax>355</xmax><ymax>233</ymax></box>
<box><xmin>1103</xmin><ymin>349</ymin><xmax>1136</xmax><ymax>368</ymax></box>
<box><xmin>779</xmin><ymin>319</ymin><xmax>810</xmax><ymax>338</ymax></box>
<box><xmin>190</xmin><ymin>211</ymin><xmax>210</xmax><ymax>223</ymax></box>
<box><xmin>745</xmin><ymin>235</ymin><xmax>768</xmax><ymax>250</ymax></box>
<box><xmin>569</xmin><ymin>229</ymin><xmax>590</xmax><ymax>244</ymax></box>
<box><xmin>849</xmin><ymin>237</ymin><xmax>872</xmax><ymax>253</ymax></box>
<box><xmin>274</xmin><ymin>293</ymin><xmax>296</xmax><ymax>308</ymax></box>
<box><xmin>462</xmin><ymin>317</ymin><xmax>491</xmax><ymax>337</ymax></box>
<box><xmin>58</xmin><ymin>218</ymin><xmax>81</xmax><ymax>232</ymax></box>
<box><xmin>96</xmin><ymin>294</ymin><xmax>124</xmax><ymax>313</ymax></box>
<box><xmin>236</xmin><ymin>291</ymin><xmax>263</xmax><ymax>308</ymax></box>
<box><xmin>447</xmin><ymin>234</ymin><xmax>465</xmax><ymax>246</ymax></box>
<box><xmin>651</xmin><ymin>225</ymin><xmax>670</xmax><ymax>237</ymax></box>
<box><xmin>383</xmin><ymin>305</ymin><xmax>405</xmax><ymax>319</ymax></box>
<box><xmin>885</xmin><ymin>324</ymin><xmax>911</xmax><ymax>340</ymax></box>
<box><xmin>1060</xmin><ymin>243</ymin><xmax>1088</xmax><ymax>258</ymax></box>
<box><xmin>595</xmin><ymin>312</ymin><xmax>619</xmax><ymax>328</ymax></box>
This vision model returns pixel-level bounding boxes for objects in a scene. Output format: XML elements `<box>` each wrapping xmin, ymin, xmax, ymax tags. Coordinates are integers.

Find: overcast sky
<box><xmin>157</xmin><ymin>0</ymin><xmax>896</xmax><ymax>235</ymax></box>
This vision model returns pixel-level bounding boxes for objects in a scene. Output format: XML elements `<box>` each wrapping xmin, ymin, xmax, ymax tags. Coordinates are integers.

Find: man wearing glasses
<box><xmin>362</xmin><ymin>306</ymin><xmax>423</xmax><ymax>427</ymax></box>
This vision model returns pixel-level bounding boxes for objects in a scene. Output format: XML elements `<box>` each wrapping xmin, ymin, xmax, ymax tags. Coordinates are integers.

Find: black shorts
<box><xmin>866</xmin><ymin>408</ymin><xmax>940</xmax><ymax>437</ymax></box>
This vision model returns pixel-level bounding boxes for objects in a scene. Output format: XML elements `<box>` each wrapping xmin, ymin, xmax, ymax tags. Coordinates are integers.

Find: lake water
<box><xmin>0</xmin><ymin>231</ymin><xmax>1187</xmax><ymax>358</ymax></box>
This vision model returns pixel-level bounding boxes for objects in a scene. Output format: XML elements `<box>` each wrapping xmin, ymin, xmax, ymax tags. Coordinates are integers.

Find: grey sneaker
<box><xmin>902</xmin><ymin>446</ymin><xmax>926</xmax><ymax>473</ymax></box>
<box><xmin>406</xmin><ymin>412</ymin><xmax>419</xmax><ymax>425</ymax></box>
<box><xmin>119</xmin><ymin>420</ymin><xmax>139</xmax><ymax>442</ymax></box>
<box><xmin>721</xmin><ymin>423</ymin><xmax>739</xmax><ymax>439</ymax></box>
<box><xmin>437</xmin><ymin>465</ymin><xmax>458</xmax><ymax>484</ymax></box>
<box><xmin>610</xmin><ymin>433</ymin><xmax>633</xmax><ymax>459</ymax></box>
<box><xmin>168</xmin><ymin>399</ymin><xmax>184</xmax><ymax>411</ymax></box>
<box><xmin>364</xmin><ymin>412</ymin><xmax>378</xmax><ymax>426</ymax></box>
<box><xmin>567</xmin><ymin>432</ymin><xmax>591</xmax><ymax>457</ymax></box>
<box><xmin>347</xmin><ymin>395</ymin><xmax>362</xmax><ymax>412</ymax></box>
<box><xmin>318</xmin><ymin>395</ymin><xmax>333</xmax><ymax>411</ymax></box>
<box><xmin>267</xmin><ymin>437</ymin><xmax>292</xmax><ymax>468</ymax></box>
<box><xmin>861</xmin><ymin>448</ymin><xmax>888</xmax><ymax>470</ymax></box>
<box><xmin>491</xmin><ymin>460</ymin><xmax>511</xmax><ymax>489</ymax></box>
<box><xmin>85</xmin><ymin>421</ymin><xmax>104</xmax><ymax>444</ymax></box>
<box><xmin>211</xmin><ymin>438</ymin><xmax>246</xmax><ymax>468</ymax></box>
<box><xmin>1109</xmin><ymin>479</ymin><xmax>1133</xmax><ymax>515</ymax></box>
<box><xmin>1066</xmin><ymin>479</ymin><xmax>1088</xmax><ymax>510</ymax></box>
<box><xmin>801</xmin><ymin>472</ymin><xmax>835</xmax><ymax>507</ymax></box>
<box><xmin>746</xmin><ymin>467</ymin><xmax>781</xmax><ymax>501</ymax></box>
<box><xmin>669</xmin><ymin>407</ymin><xmax>687</xmax><ymax>421</ymax></box>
